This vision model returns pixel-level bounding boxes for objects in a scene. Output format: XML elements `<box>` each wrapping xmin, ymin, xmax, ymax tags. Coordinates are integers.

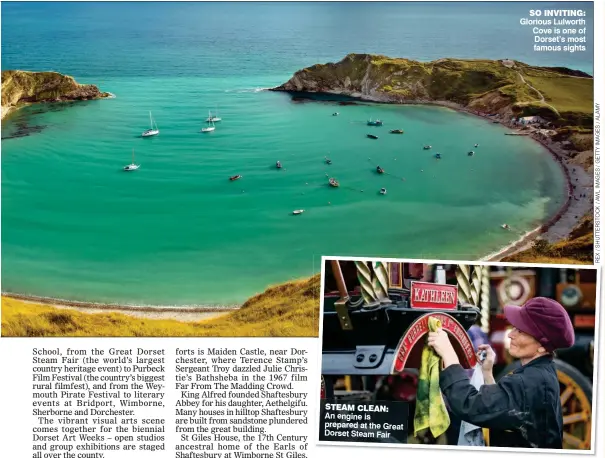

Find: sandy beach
<box><xmin>482</xmin><ymin>134</ymin><xmax>592</xmax><ymax>261</ymax></box>
<box><xmin>1</xmin><ymin>293</ymin><xmax>237</xmax><ymax>322</ymax></box>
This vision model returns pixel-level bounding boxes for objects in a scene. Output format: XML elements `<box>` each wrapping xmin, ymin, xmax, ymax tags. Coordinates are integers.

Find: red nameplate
<box><xmin>410</xmin><ymin>281</ymin><xmax>458</xmax><ymax>310</ymax></box>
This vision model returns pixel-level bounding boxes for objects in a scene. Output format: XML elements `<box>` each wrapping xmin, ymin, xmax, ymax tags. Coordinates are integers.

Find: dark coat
<box><xmin>440</xmin><ymin>355</ymin><xmax>562</xmax><ymax>448</ymax></box>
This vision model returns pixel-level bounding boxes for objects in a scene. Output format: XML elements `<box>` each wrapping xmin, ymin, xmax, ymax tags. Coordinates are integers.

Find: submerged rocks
<box><xmin>1</xmin><ymin>120</ymin><xmax>46</xmax><ymax>140</ymax></box>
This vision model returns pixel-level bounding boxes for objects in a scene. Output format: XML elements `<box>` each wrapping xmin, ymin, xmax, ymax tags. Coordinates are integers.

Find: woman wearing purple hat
<box><xmin>428</xmin><ymin>297</ymin><xmax>575</xmax><ymax>448</ymax></box>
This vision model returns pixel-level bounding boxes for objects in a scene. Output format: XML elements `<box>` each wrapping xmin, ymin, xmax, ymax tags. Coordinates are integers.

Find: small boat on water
<box><xmin>367</xmin><ymin>134</ymin><xmax>379</xmax><ymax>139</ymax></box>
<box><xmin>276</xmin><ymin>161</ymin><xmax>282</xmax><ymax>169</ymax></box>
<box><xmin>376</xmin><ymin>166</ymin><xmax>385</xmax><ymax>174</ymax></box>
<box><xmin>332</xmin><ymin>112</ymin><xmax>339</xmax><ymax>116</ymax></box>
<box><xmin>367</xmin><ymin>118</ymin><xmax>383</xmax><ymax>126</ymax></box>
<box><xmin>325</xmin><ymin>157</ymin><xmax>332</xmax><ymax>165</ymax></box>
<box><xmin>380</xmin><ymin>188</ymin><xmax>387</xmax><ymax>195</ymax></box>
<box><xmin>293</xmin><ymin>209</ymin><xmax>305</xmax><ymax>215</ymax></box>
<box><xmin>468</xmin><ymin>151</ymin><xmax>475</xmax><ymax>156</ymax></box>
<box><xmin>123</xmin><ymin>149</ymin><xmax>140</xmax><ymax>171</ymax></box>
<box><xmin>423</xmin><ymin>145</ymin><xmax>432</xmax><ymax>150</ymax></box>
<box><xmin>229</xmin><ymin>175</ymin><xmax>242</xmax><ymax>181</ymax></box>
<box><xmin>435</xmin><ymin>153</ymin><xmax>442</xmax><ymax>159</ymax></box>
<box><xmin>206</xmin><ymin>107</ymin><xmax>221</xmax><ymax>122</ymax></box>
<box><xmin>201</xmin><ymin>111</ymin><xmax>216</xmax><ymax>132</ymax></box>
<box><xmin>390</xmin><ymin>129</ymin><xmax>404</xmax><ymax>134</ymax></box>
<box><xmin>474</xmin><ymin>143</ymin><xmax>479</xmax><ymax>147</ymax></box>
<box><xmin>501</xmin><ymin>223</ymin><xmax>510</xmax><ymax>230</ymax></box>
<box><xmin>329</xmin><ymin>177</ymin><xmax>339</xmax><ymax>187</ymax></box>
<box><xmin>141</xmin><ymin>111</ymin><xmax>159</xmax><ymax>137</ymax></box>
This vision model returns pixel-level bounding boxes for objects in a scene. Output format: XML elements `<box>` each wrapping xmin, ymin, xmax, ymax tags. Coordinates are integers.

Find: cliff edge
<box><xmin>1</xmin><ymin>70</ymin><xmax>111</xmax><ymax>119</ymax></box>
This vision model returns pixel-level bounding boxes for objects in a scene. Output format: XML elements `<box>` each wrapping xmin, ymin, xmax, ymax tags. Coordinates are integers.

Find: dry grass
<box><xmin>1</xmin><ymin>276</ymin><xmax>321</xmax><ymax>337</ymax></box>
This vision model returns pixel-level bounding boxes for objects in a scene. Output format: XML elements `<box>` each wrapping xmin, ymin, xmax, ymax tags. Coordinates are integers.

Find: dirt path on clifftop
<box><xmin>516</xmin><ymin>71</ymin><xmax>560</xmax><ymax>116</ymax></box>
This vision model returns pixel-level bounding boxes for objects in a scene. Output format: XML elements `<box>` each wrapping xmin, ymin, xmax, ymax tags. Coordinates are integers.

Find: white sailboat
<box><xmin>201</xmin><ymin>111</ymin><xmax>216</xmax><ymax>133</ymax></box>
<box><xmin>141</xmin><ymin>111</ymin><xmax>159</xmax><ymax>137</ymax></box>
<box><xmin>123</xmin><ymin>149</ymin><xmax>140</xmax><ymax>171</ymax></box>
<box><xmin>206</xmin><ymin>106</ymin><xmax>222</xmax><ymax>122</ymax></box>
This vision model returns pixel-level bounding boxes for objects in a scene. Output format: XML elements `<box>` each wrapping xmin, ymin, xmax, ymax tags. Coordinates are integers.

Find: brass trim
<box><xmin>335</xmin><ymin>298</ymin><xmax>353</xmax><ymax>331</ymax></box>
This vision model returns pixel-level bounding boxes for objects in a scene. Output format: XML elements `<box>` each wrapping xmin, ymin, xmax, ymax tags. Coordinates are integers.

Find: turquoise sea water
<box><xmin>1</xmin><ymin>2</ymin><xmax>589</xmax><ymax>305</ymax></box>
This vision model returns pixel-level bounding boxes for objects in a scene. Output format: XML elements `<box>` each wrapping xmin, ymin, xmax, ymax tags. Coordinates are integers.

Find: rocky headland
<box><xmin>271</xmin><ymin>54</ymin><xmax>592</xmax><ymax>125</ymax></box>
<box><xmin>1</xmin><ymin>70</ymin><xmax>111</xmax><ymax>120</ymax></box>
<box><xmin>272</xmin><ymin>54</ymin><xmax>595</xmax><ymax>263</ymax></box>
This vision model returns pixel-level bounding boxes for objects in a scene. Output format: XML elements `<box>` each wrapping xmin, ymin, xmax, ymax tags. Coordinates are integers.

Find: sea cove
<box><xmin>1</xmin><ymin>2</ymin><xmax>584</xmax><ymax>307</ymax></box>
<box><xmin>1</xmin><ymin>92</ymin><xmax>567</xmax><ymax>305</ymax></box>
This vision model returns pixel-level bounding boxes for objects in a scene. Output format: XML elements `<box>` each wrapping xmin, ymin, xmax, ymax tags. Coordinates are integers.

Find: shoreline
<box><xmin>461</xmin><ymin>107</ymin><xmax>591</xmax><ymax>261</ymax></box>
<box><xmin>442</xmin><ymin>102</ymin><xmax>591</xmax><ymax>261</ymax></box>
<box><xmin>1</xmin><ymin>292</ymin><xmax>239</xmax><ymax>323</ymax></box>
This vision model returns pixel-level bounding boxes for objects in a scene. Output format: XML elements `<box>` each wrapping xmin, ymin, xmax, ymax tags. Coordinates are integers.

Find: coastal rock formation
<box><xmin>1</xmin><ymin>70</ymin><xmax>111</xmax><ymax>119</ymax></box>
<box><xmin>271</xmin><ymin>54</ymin><xmax>593</xmax><ymax>127</ymax></box>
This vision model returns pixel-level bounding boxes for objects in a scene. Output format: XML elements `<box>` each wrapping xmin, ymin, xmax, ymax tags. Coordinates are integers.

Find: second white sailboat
<box><xmin>201</xmin><ymin>111</ymin><xmax>216</xmax><ymax>133</ymax></box>
<box><xmin>206</xmin><ymin>106</ymin><xmax>221</xmax><ymax>122</ymax></box>
<box><xmin>123</xmin><ymin>149</ymin><xmax>140</xmax><ymax>171</ymax></box>
<box><xmin>142</xmin><ymin>111</ymin><xmax>159</xmax><ymax>137</ymax></box>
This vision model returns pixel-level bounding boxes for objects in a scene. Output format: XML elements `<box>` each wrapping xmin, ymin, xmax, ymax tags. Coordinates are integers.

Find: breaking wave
<box><xmin>224</xmin><ymin>87</ymin><xmax>271</xmax><ymax>93</ymax></box>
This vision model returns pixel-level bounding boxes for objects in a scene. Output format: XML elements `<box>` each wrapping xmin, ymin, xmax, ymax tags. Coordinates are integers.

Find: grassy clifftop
<box><xmin>1</xmin><ymin>70</ymin><xmax>111</xmax><ymax>119</ymax></box>
<box><xmin>1</xmin><ymin>275</ymin><xmax>321</xmax><ymax>337</ymax></box>
<box><xmin>272</xmin><ymin>54</ymin><xmax>593</xmax><ymax>127</ymax></box>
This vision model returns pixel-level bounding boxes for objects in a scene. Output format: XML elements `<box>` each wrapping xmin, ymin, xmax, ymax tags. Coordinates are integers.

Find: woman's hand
<box><xmin>428</xmin><ymin>329</ymin><xmax>459</xmax><ymax>368</ymax></box>
<box><xmin>477</xmin><ymin>344</ymin><xmax>496</xmax><ymax>370</ymax></box>
<box><xmin>477</xmin><ymin>344</ymin><xmax>496</xmax><ymax>384</ymax></box>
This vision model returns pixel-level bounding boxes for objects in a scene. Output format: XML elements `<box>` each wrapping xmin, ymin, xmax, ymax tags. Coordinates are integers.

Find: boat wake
<box><xmin>224</xmin><ymin>87</ymin><xmax>270</xmax><ymax>93</ymax></box>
